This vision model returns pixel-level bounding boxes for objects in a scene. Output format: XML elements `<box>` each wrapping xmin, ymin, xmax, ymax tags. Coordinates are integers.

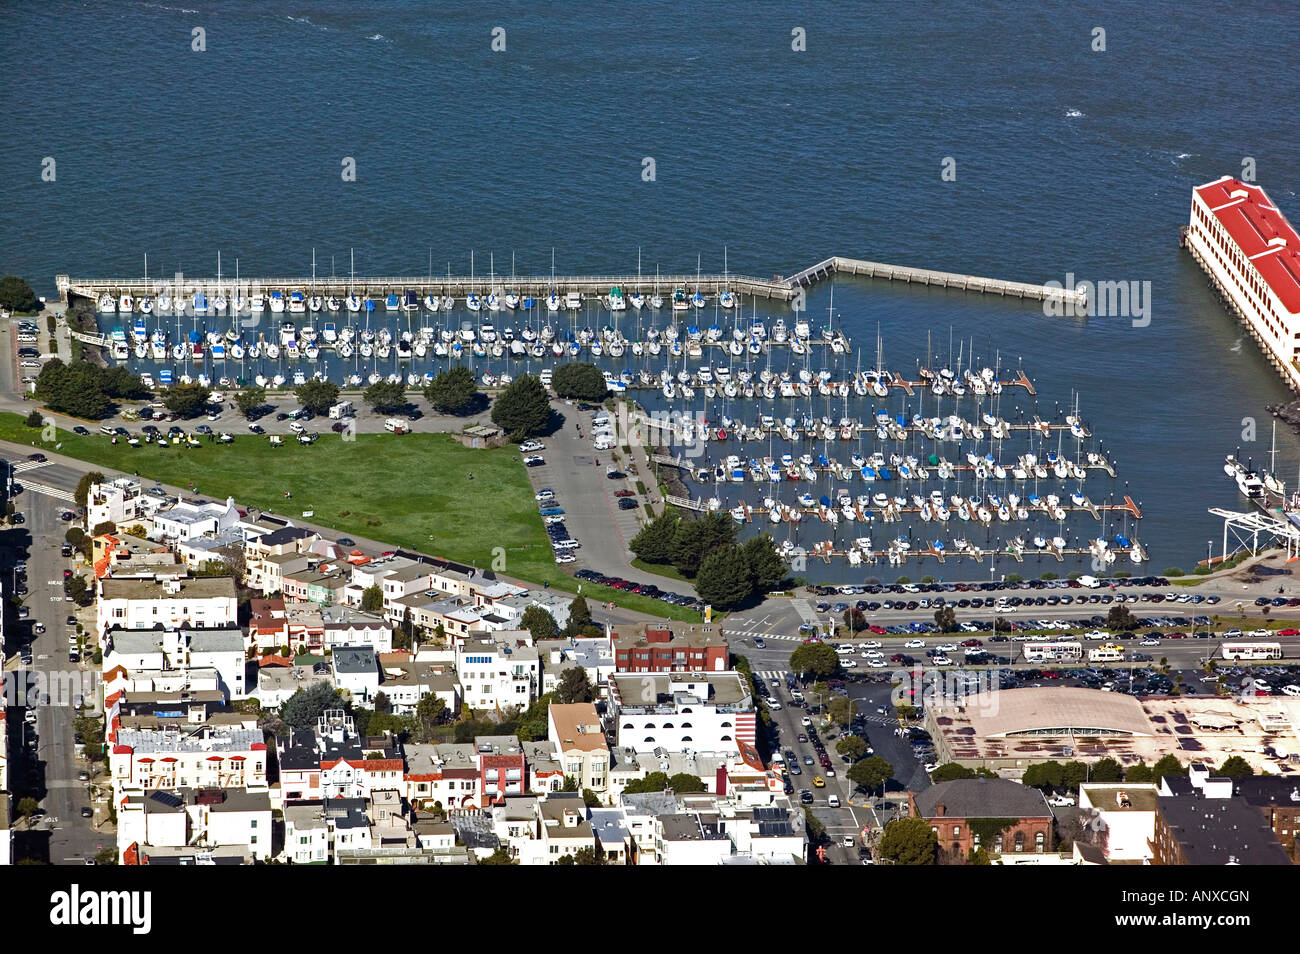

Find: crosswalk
<box><xmin>22</xmin><ymin>481</ymin><xmax>76</xmax><ymax>503</ymax></box>
<box><xmin>10</xmin><ymin>459</ymin><xmax>52</xmax><ymax>474</ymax></box>
<box><xmin>755</xmin><ymin>670</ymin><xmax>790</xmax><ymax>683</ymax></box>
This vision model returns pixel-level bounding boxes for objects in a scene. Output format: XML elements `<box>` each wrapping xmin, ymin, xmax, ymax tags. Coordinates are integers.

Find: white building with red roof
<box><xmin>1188</xmin><ymin>176</ymin><xmax>1300</xmax><ymax>388</ymax></box>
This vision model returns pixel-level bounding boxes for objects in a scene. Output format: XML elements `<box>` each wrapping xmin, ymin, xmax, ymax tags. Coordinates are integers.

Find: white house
<box><xmin>97</xmin><ymin>577</ymin><xmax>238</xmax><ymax>640</ymax></box>
<box><xmin>151</xmin><ymin>496</ymin><xmax>241</xmax><ymax>543</ymax></box>
<box><xmin>609</xmin><ymin>672</ymin><xmax>756</xmax><ymax>755</ymax></box>
<box><xmin>455</xmin><ymin>636</ymin><xmax>539</xmax><ymax>711</ymax></box>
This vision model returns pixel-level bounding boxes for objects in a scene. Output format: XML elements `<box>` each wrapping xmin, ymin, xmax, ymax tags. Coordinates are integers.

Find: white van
<box><xmin>827</xmin><ymin>794</ymin><xmax>841</xmax><ymax>808</ymax></box>
<box><xmin>1077</xmin><ymin>575</ymin><xmax>1100</xmax><ymax>588</ymax></box>
<box><xmin>384</xmin><ymin>418</ymin><xmax>407</xmax><ymax>434</ymax></box>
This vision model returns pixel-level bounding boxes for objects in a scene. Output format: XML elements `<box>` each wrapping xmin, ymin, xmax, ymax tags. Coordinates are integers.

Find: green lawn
<box><xmin>0</xmin><ymin>411</ymin><xmax>700</xmax><ymax>622</ymax></box>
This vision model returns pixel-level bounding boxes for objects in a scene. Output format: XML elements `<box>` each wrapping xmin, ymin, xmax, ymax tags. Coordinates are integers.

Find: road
<box><xmin>2</xmin><ymin>481</ymin><xmax>108</xmax><ymax>864</ymax></box>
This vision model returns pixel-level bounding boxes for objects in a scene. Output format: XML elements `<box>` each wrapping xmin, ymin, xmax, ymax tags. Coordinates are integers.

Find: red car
<box><xmin>614</xmin><ymin>490</ymin><xmax>635</xmax><ymax>498</ymax></box>
<box><xmin>868</xmin><ymin>625</ymin><xmax>887</xmax><ymax>635</ymax></box>
<box><xmin>1278</xmin><ymin>628</ymin><xmax>1300</xmax><ymax>637</ymax></box>
<box><xmin>961</xmin><ymin>638</ymin><xmax>983</xmax><ymax>647</ymax></box>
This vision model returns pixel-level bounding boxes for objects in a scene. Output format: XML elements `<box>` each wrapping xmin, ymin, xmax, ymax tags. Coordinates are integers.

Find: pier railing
<box><xmin>55</xmin><ymin>253</ymin><xmax>1088</xmax><ymax>311</ymax></box>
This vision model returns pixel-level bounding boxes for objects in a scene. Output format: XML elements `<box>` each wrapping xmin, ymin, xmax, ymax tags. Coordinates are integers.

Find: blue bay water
<box><xmin>1</xmin><ymin>0</ymin><xmax>1298</xmax><ymax>575</ymax></box>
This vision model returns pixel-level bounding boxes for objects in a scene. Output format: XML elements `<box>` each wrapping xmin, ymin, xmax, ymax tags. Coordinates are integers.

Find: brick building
<box><xmin>613</xmin><ymin>624</ymin><xmax>728</xmax><ymax>673</ymax></box>
<box><xmin>908</xmin><ymin>778</ymin><xmax>1054</xmax><ymax>863</ymax></box>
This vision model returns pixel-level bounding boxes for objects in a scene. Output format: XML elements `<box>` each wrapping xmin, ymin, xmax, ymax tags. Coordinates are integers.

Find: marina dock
<box><xmin>55</xmin><ymin>255</ymin><xmax>1089</xmax><ymax>310</ymax></box>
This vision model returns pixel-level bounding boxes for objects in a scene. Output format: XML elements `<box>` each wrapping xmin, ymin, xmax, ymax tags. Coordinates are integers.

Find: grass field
<box><xmin>0</xmin><ymin>411</ymin><xmax>700</xmax><ymax>622</ymax></box>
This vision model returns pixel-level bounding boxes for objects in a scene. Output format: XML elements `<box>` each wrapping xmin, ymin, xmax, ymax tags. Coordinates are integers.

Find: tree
<box><xmin>844</xmin><ymin>607</ymin><xmax>867</xmax><ymax>632</ymax></box>
<box><xmin>74</xmin><ymin>471</ymin><xmax>104</xmax><ymax>508</ymax></box>
<box><xmin>847</xmin><ymin>756</ymin><xmax>893</xmax><ymax>794</ymax></box>
<box><xmin>572</xmin><ymin>846</ymin><xmax>607</xmax><ymax>865</ymax></box>
<box><xmin>1151</xmin><ymin>754</ymin><xmax>1187</xmax><ymax>784</ymax></box>
<box><xmin>296</xmin><ymin>379</ymin><xmax>340</xmax><ymax>415</ymax></box>
<box><xmin>520</xmin><ymin>605</ymin><xmax>559</xmax><ymax>641</ymax></box>
<box><xmin>1022</xmin><ymin>761</ymin><xmax>1065</xmax><ymax>791</ymax></box>
<box><xmin>373</xmin><ymin>691</ymin><xmax>391</xmax><ymax>714</ymax></box>
<box><xmin>742</xmin><ymin>533</ymin><xmax>788</xmax><ymax>592</ymax></box>
<box><xmin>0</xmin><ymin>275</ymin><xmax>39</xmax><ymax>313</ymax></box>
<box><xmin>363</xmin><ymin>379</ymin><xmax>406</xmax><ymax>413</ymax></box>
<box><xmin>622</xmin><ymin>771</ymin><xmax>670</xmax><ymax>794</ymax></box>
<box><xmin>1090</xmin><ymin>757</ymin><xmax>1124</xmax><ymax>783</ymax></box>
<box><xmin>581</xmin><ymin>788</ymin><xmax>601</xmax><ymax>808</ymax></box>
<box><xmin>479</xmin><ymin>847</ymin><xmax>518</xmax><ymax>865</ymax></box>
<box><xmin>929</xmin><ymin>763</ymin><xmax>979</xmax><ymax>783</ymax></box>
<box><xmin>968</xmin><ymin>846</ymin><xmax>992</xmax><ymax>865</ymax></box>
<box><xmin>1217</xmin><ymin>755</ymin><xmax>1254</xmax><ymax>778</ymax></box>
<box><xmin>235</xmin><ymin>386</ymin><xmax>267</xmax><ymax>418</ymax></box>
<box><xmin>836</xmin><ymin>736</ymin><xmax>868</xmax><ymax>761</ymax></box>
<box><xmin>667</xmin><ymin>773</ymin><xmax>706</xmax><ymax>793</ymax></box>
<box><xmin>556</xmin><ymin>668</ymin><xmax>594</xmax><ymax>704</ymax></box>
<box><xmin>281</xmin><ymin>682</ymin><xmax>343</xmax><ymax>728</ymax></box>
<box><xmin>671</xmin><ymin>511</ymin><xmax>736</xmax><ymax>576</ymax></box>
<box><xmin>789</xmin><ymin>642</ymin><xmax>839</xmax><ymax>680</ymax></box>
<box><xmin>934</xmin><ymin>606</ymin><xmax>959</xmax><ymax>633</ymax></box>
<box><xmin>827</xmin><ymin>696</ymin><xmax>858</xmax><ymax>727</ymax></box>
<box><xmin>1107</xmin><ymin>604</ymin><xmax>1136</xmax><ymax>631</ymax></box>
<box><xmin>877</xmin><ymin>817</ymin><xmax>937</xmax><ymax>865</ymax></box>
<box><xmin>490</xmin><ymin>374</ymin><xmax>551</xmax><ymax>439</ymax></box>
<box><xmin>17</xmin><ymin>797</ymin><xmax>40</xmax><ymax>819</ymax></box>
<box><xmin>416</xmin><ymin>694</ymin><xmax>447</xmax><ymax>738</ymax></box>
<box><xmin>361</xmin><ymin>584</ymin><xmax>383</xmax><ymax>613</ymax></box>
<box><xmin>629</xmin><ymin>511</ymin><xmax>680</xmax><ymax>565</ymax></box>
<box><xmin>24</xmin><ymin>409</ymin><xmax>44</xmax><ymax>428</ymax></box>
<box><xmin>163</xmin><ymin>383</ymin><xmax>211</xmax><ymax>418</ymax></box>
<box><xmin>35</xmin><ymin>359</ymin><xmax>111</xmax><ymax>419</ymax></box>
<box><xmin>424</xmin><ymin>365</ymin><xmax>479</xmax><ymax>414</ymax></box>
<box><xmin>695</xmin><ymin>544</ymin><xmax>755</xmax><ymax>609</ymax></box>
<box><xmin>551</xmin><ymin>362</ymin><xmax>609</xmax><ymax>401</ymax></box>
<box><xmin>1125</xmin><ymin>761</ymin><xmax>1154</xmax><ymax>783</ymax></box>
<box><xmin>65</xmin><ymin>575</ymin><xmax>89</xmax><ymax>605</ymax></box>
<box><xmin>566</xmin><ymin>595</ymin><xmax>592</xmax><ymax>632</ymax></box>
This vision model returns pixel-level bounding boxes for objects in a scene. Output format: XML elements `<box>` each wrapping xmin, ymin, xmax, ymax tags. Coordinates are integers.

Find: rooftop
<box><xmin>1195</xmin><ymin>177</ymin><xmax>1300</xmax><ymax>315</ymax></box>
<box><xmin>913</xmin><ymin>777</ymin><xmax>1053</xmax><ymax>820</ymax></box>
<box><xmin>100</xmin><ymin>576</ymin><xmax>237</xmax><ymax>601</ymax></box>
<box><xmin>1158</xmin><ymin>791</ymin><xmax>1292</xmax><ymax>865</ymax></box>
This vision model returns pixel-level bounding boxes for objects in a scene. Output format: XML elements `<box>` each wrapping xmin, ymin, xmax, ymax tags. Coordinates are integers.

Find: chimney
<box><xmin>935</xmin><ymin>803</ymin><xmax>946</xmax><ymax>817</ymax></box>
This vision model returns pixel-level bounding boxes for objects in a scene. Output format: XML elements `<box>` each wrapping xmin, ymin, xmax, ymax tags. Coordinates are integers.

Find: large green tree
<box><xmin>694</xmin><ymin>544</ymin><xmax>755</xmax><ymax>609</ymax></box>
<box><xmin>667</xmin><ymin>772</ymin><xmax>706</xmax><ymax>793</ymax></box>
<box><xmin>520</xmin><ymin>605</ymin><xmax>559</xmax><ymax>641</ymax></box>
<box><xmin>622</xmin><ymin>771</ymin><xmax>670</xmax><ymax>795</ymax></box>
<box><xmin>296</xmin><ymin>379</ymin><xmax>340</xmax><ymax>414</ymax></box>
<box><xmin>551</xmin><ymin>362</ymin><xmax>608</xmax><ymax>401</ymax></box>
<box><xmin>424</xmin><ymin>365</ymin><xmax>479</xmax><ymax>414</ymax></box>
<box><xmin>490</xmin><ymin>374</ymin><xmax>551</xmax><ymax>439</ymax></box>
<box><xmin>0</xmin><ymin>275</ymin><xmax>39</xmax><ymax>313</ymax></box>
<box><xmin>35</xmin><ymin>359</ymin><xmax>113</xmax><ymax>419</ymax></box>
<box><xmin>74</xmin><ymin>471</ymin><xmax>105</xmax><ymax>508</ymax></box>
<box><xmin>789</xmin><ymin>642</ymin><xmax>839</xmax><ymax>680</ymax></box>
<box><xmin>1090</xmin><ymin>757</ymin><xmax>1124</xmax><ymax>783</ymax></box>
<box><xmin>361</xmin><ymin>584</ymin><xmax>383</xmax><ymax>613</ymax></box>
<box><xmin>846</xmin><ymin>756</ymin><xmax>893</xmax><ymax>794</ymax></box>
<box><xmin>556</xmin><ymin>668</ymin><xmax>594</xmax><ymax>704</ymax></box>
<box><xmin>364</xmin><ymin>379</ymin><xmax>406</xmax><ymax>412</ymax></box>
<box><xmin>235</xmin><ymin>386</ymin><xmax>267</xmax><ymax>418</ymax></box>
<box><xmin>281</xmin><ymin>682</ymin><xmax>343</xmax><ymax>728</ymax></box>
<box><xmin>827</xmin><ymin>696</ymin><xmax>858</xmax><ymax>727</ymax></box>
<box><xmin>629</xmin><ymin>511</ymin><xmax>680</xmax><ymax>565</ymax></box>
<box><xmin>671</xmin><ymin>511</ymin><xmax>736</xmax><ymax>576</ymax></box>
<box><xmin>1151</xmin><ymin>754</ymin><xmax>1187</xmax><ymax>784</ymax></box>
<box><xmin>836</xmin><ymin>736</ymin><xmax>868</xmax><ymax>761</ymax></box>
<box><xmin>741</xmin><ymin>534</ymin><xmax>788</xmax><ymax>592</ymax></box>
<box><xmin>1216</xmin><ymin>755</ymin><xmax>1254</xmax><ymax>778</ymax></box>
<box><xmin>163</xmin><ymin>383</ymin><xmax>211</xmax><ymax>418</ymax></box>
<box><xmin>877</xmin><ymin>817</ymin><xmax>938</xmax><ymax>865</ymax></box>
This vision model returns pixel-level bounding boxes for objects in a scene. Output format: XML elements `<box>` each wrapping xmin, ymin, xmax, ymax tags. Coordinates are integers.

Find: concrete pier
<box><xmin>55</xmin><ymin>254</ymin><xmax>1089</xmax><ymax>311</ymax></box>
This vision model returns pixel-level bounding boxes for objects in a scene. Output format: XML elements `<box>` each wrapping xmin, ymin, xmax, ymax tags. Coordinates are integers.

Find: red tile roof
<box><xmin>1196</xmin><ymin>177</ymin><xmax>1300</xmax><ymax>314</ymax></box>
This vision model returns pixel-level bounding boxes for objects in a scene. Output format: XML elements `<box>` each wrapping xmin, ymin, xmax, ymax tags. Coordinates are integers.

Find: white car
<box><xmin>932</xmin><ymin>655</ymin><xmax>953</xmax><ymax>666</ymax></box>
<box><xmin>523</xmin><ymin>455</ymin><xmax>545</xmax><ymax>465</ymax></box>
<box><xmin>869</xmin><ymin>660</ymin><xmax>888</xmax><ymax>668</ymax></box>
<box><xmin>800</xmin><ymin>716</ymin><xmax>811</xmax><ymax>727</ymax></box>
<box><xmin>841</xmin><ymin>659</ymin><xmax>858</xmax><ymax>668</ymax></box>
<box><xmin>1281</xmin><ymin>685</ymin><xmax>1300</xmax><ymax>697</ymax></box>
<box><xmin>862</xmin><ymin>650</ymin><xmax>883</xmax><ymax>660</ymax></box>
<box><xmin>1047</xmin><ymin>794</ymin><xmax>1076</xmax><ymax>807</ymax></box>
<box><xmin>936</xmin><ymin>643</ymin><xmax>958</xmax><ymax>652</ymax></box>
<box><xmin>288</xmin><ymin>422</ymin><xmax>305</xmax><ymax>434</ymax></box>
<box><xmin>519</xmin><ymin>440</ymin><xmax>545</xmax><ymax>452</ymax></box>
<box><xmin>543</xmin><ymin>514</ymin><xmax>565</xmax><ymax>524</ymax></box>
<box><xmin>904</xmin><ymin>639</ymin><xmax>925</xmax><ymax>649</ymax></box>
<box><xmin>554</xmin><ymin>554</ymin><xmax>576</xmax><ymax>564</ymax></box>
<box><xmin>768</xmin><ymin>700</ymin><xmax>783</xmax><ymax>710</ymax></box>
<box><xmin>862</xmin><ymin>640</ymin><xmax>882</xmax><ymax>649</ymax></box>
<box><xmin>835</xmin><ymin>645</ymin><xmax>854</xmax><ymax>655</ymax></box>
<box><xmin>534</xmin><ymin>490</ymin><xmax>554</xmax><ymax>501</ymax></box>
<box><xmin>1140</xmin><ymin>637</ymin><xmax>1160</xmax><ymax>646</ymax></box>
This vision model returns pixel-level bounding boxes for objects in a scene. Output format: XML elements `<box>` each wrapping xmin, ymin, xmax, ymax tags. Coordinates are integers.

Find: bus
<box><xmin>1023</xmin><ymin>641</ymin><xmax>1083</xmax><ymax>663</ymax></box>
<box><xmin>1221</xmin><ymin>642</ymin><xmax>1283</xmax><ymax>661</ymax></box>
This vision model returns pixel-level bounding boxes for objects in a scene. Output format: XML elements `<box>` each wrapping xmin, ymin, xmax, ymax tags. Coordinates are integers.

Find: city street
<box><xmin>2</xmin><ymin>480</ymin><xmax>108</xmax><ymax>865</ymax></box>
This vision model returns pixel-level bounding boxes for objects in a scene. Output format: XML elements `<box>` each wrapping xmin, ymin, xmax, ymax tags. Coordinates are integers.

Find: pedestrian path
<box><xmin>792</xmin><ymin>599</ymin><xmax>821</xmax><ymax>624</ymax></box>
<box><xmin>11</xmin><ymin>459</ymin><xmax>52</xmax><ymax>474</ymax></box>
<box><xmin>755</xmin><ymin>670</ymin><xmax>790</xmax><ymax>683</ymax></box>
<box><xmin>22</xmin><ymin>481</ymin><xmax>76</xmax><ymax>503</ymax></box>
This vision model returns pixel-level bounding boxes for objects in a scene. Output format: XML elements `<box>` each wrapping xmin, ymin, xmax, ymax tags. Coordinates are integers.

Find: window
<box><xmin>1035</xmin><ymin>832</ymin><xmax>1045</xmax><ymax>852</ymax></box>
<box><xmin>1014</xmin><ymin>832</ymin><xmax>1025</xmax><ymax>852</ymax></box>
<box><xmin>952</xmin><ymin>826</ymin><xmax>960</xmax><ymax>837</ymax></box>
